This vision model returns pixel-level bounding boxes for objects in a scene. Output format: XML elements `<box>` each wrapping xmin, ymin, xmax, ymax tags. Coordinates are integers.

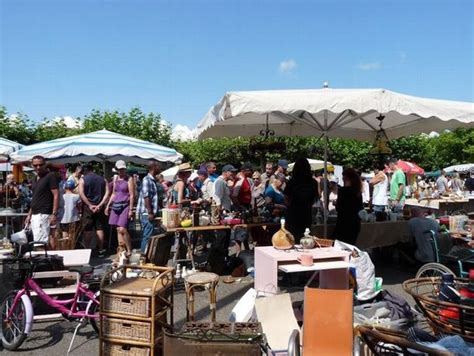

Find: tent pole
<box><xmin>323</xmin><ymin>134</ymin><xmax>328</xmax><ymax>238</ymax></box>
<box><xmin>323</xmin><ymin>110</ymin><xmax>328</xmax><ymax>238</ymax></box>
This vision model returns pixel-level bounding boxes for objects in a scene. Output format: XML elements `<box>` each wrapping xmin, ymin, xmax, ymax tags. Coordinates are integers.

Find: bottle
<box><xmin>211</xmin><ymin>199</ymin><xmax>220</xmax><ymax>225</ymax></box>
<box><xmin>271</xmin><ymin>218</ymin><xmax>295</xmax><ymax>250</ymax></box>
<box><xmin>182</xmin><ymin>266</ymin><xmax>188</xmax><ymax>279</ymax></box>
<box><xmin>439</xmin><ymin>273</ymin><xmax>460</xmax><ymax>303</ymax></box>
<box><xmin>300</xmin><ymin>228</ymin><xmax>315</xmax><ymax>249</ymax></box>
<box><xmin>175</xmin><ymin>264</ymin><xmax>181</xmax><ymax>279</ymax></box>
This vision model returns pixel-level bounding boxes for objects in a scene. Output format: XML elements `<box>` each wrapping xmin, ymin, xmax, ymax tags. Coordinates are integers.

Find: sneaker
<box><xmin>98</xmin><ymin>249</ymin><xmax>107</xmax><ymax>258</ymax></box>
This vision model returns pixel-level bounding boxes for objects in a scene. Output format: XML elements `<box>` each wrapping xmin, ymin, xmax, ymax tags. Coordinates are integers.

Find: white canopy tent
<box><xmin>444</xmin><ymin>163</ymin><xmax>474</xmax><ymax>173</ymax></box>
<box><xmin>0</xmin><ymin>137</ymin><xmax>23</xmax><ymax>162</ymax></box>
<box><xmin>196</xmin><ymin>88</ymin><xmax>473</xmax><ymax>140</ymax></box>
<box><xmin>10</xmin><ymin>129</ymin><xmax>183</xmax><ymax>165</ymax></box>
<box><xmin>196</xmin><ymin>88</ymin><xmax>474</xmax><ymax>235</ymax></box>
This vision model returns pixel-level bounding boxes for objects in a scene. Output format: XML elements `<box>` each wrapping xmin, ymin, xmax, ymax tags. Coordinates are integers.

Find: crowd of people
<box><xmin>4</xmin><ymin>154</ymin><xmax>474</xmax><ymax>259</ymax></box>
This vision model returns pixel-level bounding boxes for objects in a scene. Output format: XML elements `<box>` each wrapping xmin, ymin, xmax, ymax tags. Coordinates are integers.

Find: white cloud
<box><xmin>42</xmin><ymin>116</ymin><xmax>82</xmax><ymax>129</ymax></box>
<box><xmin>171</xmin><ymin>124</ymin><xmax>196</xmax><ymax>141</ymax></box>
<box><xmin>357</xmin><ymin>62</ymin><xmax>382</xmax><ymax>71</ymax></box>
<box><xmin>399</xmin><ymin>51</ymin><xmax>407</xmax><ymax>63</ymax></box>
<box><xmin>279</xmin><ymin>59</ymin><xmax>297</xmax><ymax>74</ymax></box>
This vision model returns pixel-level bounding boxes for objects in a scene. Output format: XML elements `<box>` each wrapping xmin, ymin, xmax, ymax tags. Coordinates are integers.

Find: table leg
<box><xmin>254</xmin><ymin>249</ymin><xmax>278</xmax><ymax>296</ymax></box>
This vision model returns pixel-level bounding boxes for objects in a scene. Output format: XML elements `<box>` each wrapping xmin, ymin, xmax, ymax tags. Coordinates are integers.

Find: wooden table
<box><xmin>166</xmin><ymin>222</ymin><xmax>280</xmax><ymax>268</ymax></box>
<box><xmin>312</xmin><ymin>220</ymin><xmax>410</xmax><ymax>249</ymax></box>
<box><xmin>405</xmin><ymin>197</ymin><xmax>474</xmax><ymax>214</ymax></box>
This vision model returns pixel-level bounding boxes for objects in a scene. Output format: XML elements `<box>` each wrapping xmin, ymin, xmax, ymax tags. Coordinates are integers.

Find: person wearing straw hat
<box><xmin>169</xmin><ymin>162</ymin><xmax>192</xmax><ymax>206</ymax></box>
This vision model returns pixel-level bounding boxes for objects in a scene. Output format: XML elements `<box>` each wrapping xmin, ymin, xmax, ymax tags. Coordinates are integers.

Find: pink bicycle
<box><xmin>0</xmin><ymin>245</ymin><xmax>100</xmax><ymax>351</ymax></box>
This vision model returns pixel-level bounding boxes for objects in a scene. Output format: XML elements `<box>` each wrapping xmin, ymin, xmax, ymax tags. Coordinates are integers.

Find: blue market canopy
<box><xmin>0</xmin><ymin>137</ymin><xmax>23</xmax><ymax>161</ymax></box>
<box><xmin>10</xmin><ymin>129</ymin><xmax>182</xmax><ymax>165</ymax></box>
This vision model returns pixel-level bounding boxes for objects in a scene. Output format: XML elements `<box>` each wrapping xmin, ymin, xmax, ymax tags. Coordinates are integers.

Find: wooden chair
<box><xmin>288</xmin><ymin>287</ymin><xmax>353</xmax><ymax>355</ymax></box>
<box><xmin>145</xmin><ymin>233</ymin><xmax>174</xmax><ymax>266</ymax></box>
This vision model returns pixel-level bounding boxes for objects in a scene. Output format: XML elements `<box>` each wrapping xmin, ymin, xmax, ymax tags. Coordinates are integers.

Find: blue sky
<box><xmin>1</xmin><ymin>0</ymin><xmax>473</xmax><ymax>129</ymax></box>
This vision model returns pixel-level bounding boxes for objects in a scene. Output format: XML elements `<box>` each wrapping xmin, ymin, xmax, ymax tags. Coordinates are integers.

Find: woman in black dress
<box><xmin>334</xmin><ymin>168</ymin><xmax>363</xmax><ymax>245</ymax></box>
<box><xmin>284</xmin><ymin>158</ymin><xmax>319</xmax><ymax>243</ymax></box>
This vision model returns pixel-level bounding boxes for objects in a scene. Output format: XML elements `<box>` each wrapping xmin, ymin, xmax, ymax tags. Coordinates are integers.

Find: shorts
<box><xmin>31</xmin><ymin>214</ymin><xmax>51</xmax><ymax>243</ymax></box>
<box><xmin>82</xmin><ymin>205</ymin><xmax>106</xmax><ymax>232</ymax></box>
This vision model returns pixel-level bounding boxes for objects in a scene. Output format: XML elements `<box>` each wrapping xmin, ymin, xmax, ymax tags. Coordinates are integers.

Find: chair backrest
<box><xmin>254</xmin><ymin>293</ymin><xmax>300</xmax><ymax>353</ymax></box>
<box><xmin>145</xmin><ymin>234</ymin><xmax>173</xmax><ymax>266</ymax></box>
<box><xmin>424</xmin><ymin>229</ymin><xmax>439</xmax><ymax>263</ymax></box>
<box><xmin>303</xmin><ymin>287</ymin><xmax>353</xmax><ymax>355</ymax></box>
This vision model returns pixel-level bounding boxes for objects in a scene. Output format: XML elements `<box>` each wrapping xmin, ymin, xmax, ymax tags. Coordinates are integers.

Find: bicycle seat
<box><xmin>68</xmin><ymin>266</ymin><xmax>94</xmax><ymax>275</ymax></box>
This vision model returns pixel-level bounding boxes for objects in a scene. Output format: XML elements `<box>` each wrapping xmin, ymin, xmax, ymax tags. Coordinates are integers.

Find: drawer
<box><xmin>102</xmin><ymin>341</ymin><xmax>151</xmax><ymax>356</ymax></box>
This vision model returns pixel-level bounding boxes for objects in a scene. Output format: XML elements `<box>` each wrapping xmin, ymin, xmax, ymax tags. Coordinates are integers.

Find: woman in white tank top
<box><xmin>370</xmin><ymin>167</ymin><xmax>388</xmax><ymax>211</ymax></box>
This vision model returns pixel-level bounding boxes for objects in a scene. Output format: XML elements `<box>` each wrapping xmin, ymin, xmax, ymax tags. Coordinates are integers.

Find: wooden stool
<box><xmin>184</xmin><ymin>272</ymin><xmax>219</xmax><ymax>322</ymax></box>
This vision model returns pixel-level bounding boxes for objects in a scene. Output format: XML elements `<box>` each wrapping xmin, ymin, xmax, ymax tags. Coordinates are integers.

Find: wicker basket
<box><xmin>314</xmin><ymin>238</ymin><xmax>334</xmax><ymax>247</ymax></box>
<box><xmin>102</xmin><ymin>294</ymin><xmax>151</xmax><ymax>318</ymax></box>
<box><xmin>403</xmin><ymin>277</ymin><xmax>474</xmax><ymax>341</ymax></box>
<box><xmin>355</xmin><ymin>325</ymin><xmax>452</xmax><ymax>355</ymax></box>
<box><xmin>102</xmin><ymin>318</ymin><xmax>152</xmax><ymax>343</ymax></box>
<box><xmin>102</xmin><ymin>342</ymin><xmax>150</xmax><ymax>356</ymax></box>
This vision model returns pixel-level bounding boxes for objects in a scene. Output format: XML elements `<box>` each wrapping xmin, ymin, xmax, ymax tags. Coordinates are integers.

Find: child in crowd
<box><xmin>60</xmin><ymin>180</ymin><xmax>81</xmax><ymax>246</ymax></box>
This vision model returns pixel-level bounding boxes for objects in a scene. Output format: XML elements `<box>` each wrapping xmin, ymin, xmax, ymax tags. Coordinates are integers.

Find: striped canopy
<box><xmin>10</xmin><ymin>129</ymin><xmax>182</xmax><ymax>164</ymax></box>
<box><xmin>0</xmin><ymin>137</ymin><xmax>23</xmax><ymax>162</ymax></box>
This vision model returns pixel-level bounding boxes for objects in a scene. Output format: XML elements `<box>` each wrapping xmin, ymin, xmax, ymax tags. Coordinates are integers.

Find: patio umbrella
<box><xmin>196</xmin><ymin>88</ymin><xmax>474</xmax><ymax>235</ymax></box>
<box><xmin>288</xmin><ymin>159</ymin><xmax>334</xmax><ymax>172</ymax></box>
<box><xmin>0</xmin><ymin>137</ymin><xmax>22</xmax><ymax>162</ymax></box>
<box><xmin>444</xmin><ymin>163</ymin><xmax>474</xmax><ymax>173</ymax></box>
<box><xmin>385</xmin><ymin>160</ymin><xmax>424</xmax><ymax>175</ymax></box>
<box><xmin>10</xmin><ymin>129</ymin><xmax>183</xmax><ymax>165</ymax></box>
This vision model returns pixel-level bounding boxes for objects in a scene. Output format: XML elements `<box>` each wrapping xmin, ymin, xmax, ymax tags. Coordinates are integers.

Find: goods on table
<box><xmin>162</xmin><ymin>207</ymin><xmax>181</xmax><ymax>228</ymax></box>
<box><xmin>272</xmin><ymin>218</ymin><xmax>295</xmax><ymax>250</ymax></box>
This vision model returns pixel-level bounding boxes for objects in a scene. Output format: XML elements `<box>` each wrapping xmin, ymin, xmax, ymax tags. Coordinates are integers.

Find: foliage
<box><xmin>0</xmin><ymin>106</ymin><xmax>472</xmax><ymax>172</ymax></box>
<box><xmin>0</xmin><ymin>106</ymin><xmax>34</xmax><ymax>144</ymax></box>
<box><xmin>81</xmin><ymin>108</ymin><xmax>172</xmax><ymax>146</ymax></box>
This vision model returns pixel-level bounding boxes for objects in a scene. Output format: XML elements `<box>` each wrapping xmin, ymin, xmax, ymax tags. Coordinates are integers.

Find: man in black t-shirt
<box><xmin>25</xmin><ymin>155</ymin><xmax>59</xmax><ymax>245</ymax></box>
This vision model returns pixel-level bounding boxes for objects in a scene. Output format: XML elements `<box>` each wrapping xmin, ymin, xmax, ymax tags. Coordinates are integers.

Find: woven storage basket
<box><xmin>314</xmin><ymin>238</ymin><xmax>334</xmax><ymax>247</ymax></box>
<box><xmin>102</xmin><ymin>294</ymin><xmax>151</xmax><ymax>318</ymax></box>
<box><xmin>102</xmin><ymin>318</ymin><xmax>153</xmax><ymax>343</ymax></box>
<box><xmin>403</xmin><ymin>277</ymin><xmax>474</xmax><ymax>341</ymax></box>
<box><xmin>102</xmin><ymin>342</ymin><xmax>150</xmax><ymax>356</ymax></box>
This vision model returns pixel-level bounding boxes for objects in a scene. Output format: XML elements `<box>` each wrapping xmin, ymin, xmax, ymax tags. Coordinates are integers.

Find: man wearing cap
<box><xmin>79</xmin><ymin>163</ymin><xmax>110</xmax><ymax>256</ymax></box>
<box><xmin>212</xmin><ymin>164</ymin><xmax>236</xmax><ymax>211</ymax></box>
<box><xmin>137</xmin><ymin>161</ymin><xmax>161</xmax><ymax>252</ymax></box>
<box><xmin>209</xmin><ymin>164</ymin><xmax>236</xmax><ymax>274</ymax></box>
<box><xmin>276</xmin><ymin>159</ymin><xmax>289</xmax><ymax>175</ymax></box>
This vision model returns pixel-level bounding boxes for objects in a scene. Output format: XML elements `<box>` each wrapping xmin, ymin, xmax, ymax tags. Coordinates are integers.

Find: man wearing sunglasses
<box><xmin>24</xmin><ymin>155</ymin><xmax>59</xmax><ymax>246</ymax></box>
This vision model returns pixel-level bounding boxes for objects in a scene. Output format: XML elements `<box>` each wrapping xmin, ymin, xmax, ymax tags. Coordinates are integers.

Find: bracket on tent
<box><xmin>259</xmin><ymin>114</ymin><xmax>275</xmax><ymax>140</ymax></box>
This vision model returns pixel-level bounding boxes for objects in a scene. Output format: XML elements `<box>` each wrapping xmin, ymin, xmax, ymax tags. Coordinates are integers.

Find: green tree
<box><xmin>81</xmin><ymin>107</ymin><xmax>171</xmax><ymax>146</ymax></box>
<box><xmin>0</xmin><ymin>106</ymin><xmax>34</xmax><ymax>144</ymax></box>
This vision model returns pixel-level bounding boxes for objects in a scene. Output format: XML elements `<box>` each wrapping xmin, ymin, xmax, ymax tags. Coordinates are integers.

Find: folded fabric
<box><xmin>381</xmin><ymin>290</ymin><xmax>414</xmax><ymax>320</ymax></box>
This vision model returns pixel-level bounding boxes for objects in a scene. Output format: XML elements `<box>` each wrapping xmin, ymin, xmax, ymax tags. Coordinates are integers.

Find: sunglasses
<box><xmin>32</xmin><ymin>163</ymin><xmax>45</xmax><ymax>168</ymax></box>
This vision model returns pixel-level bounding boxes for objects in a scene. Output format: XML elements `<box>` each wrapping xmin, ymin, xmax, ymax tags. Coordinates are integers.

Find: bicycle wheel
<box><xmin>0</xmin><ymin>292</ymin><xmax>28</xmax><ymax>351</ymax></box>
<box><xmin>416</xmin><ymin>262</ymin><xmax>455</xmax><ymax>278</ymax></box>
